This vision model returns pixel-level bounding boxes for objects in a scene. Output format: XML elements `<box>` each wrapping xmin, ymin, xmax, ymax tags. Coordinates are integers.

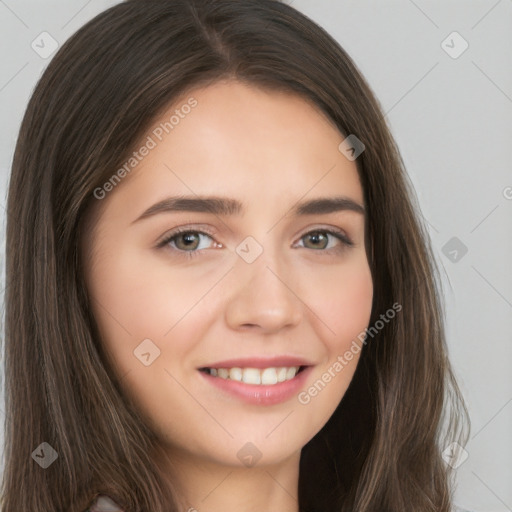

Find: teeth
<box><xmin>207</xmin><ymin>366</ymin><xmax>300</xmax><ymax>385</ymax></box>
<box><xmin>243</xmin><ymin>368</ymin><xmax>261</xmax><ymax>385</ymax></box>
<box><xmin>217</xmin><ymin>368</ymin><xmax>229</xmax><ymax>379</ymax></box>
<box><xmin>229</xmin><ymin>367</ymin><xmax>242</xmax><ymax>381</ymax></box>
<box><xmin>285</xmin><ymin>367</ymin><xmax>297</xmax><ymax>380</ymax></box>
<box><xmin>261</xmin><ymin>368</ymin><xmax>278</xmax><ymax>385</ymax></box>
<box><xmin>276</xmin><ymin>367</ymin><xmax>287</xmax><ymax>382</ymax></box>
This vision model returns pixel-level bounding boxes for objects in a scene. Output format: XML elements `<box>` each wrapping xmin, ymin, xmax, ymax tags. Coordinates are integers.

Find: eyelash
<box><xmin>157</xmin><ymin>225</ymin><xmax>354</xmax><ymax>260</ymax></box>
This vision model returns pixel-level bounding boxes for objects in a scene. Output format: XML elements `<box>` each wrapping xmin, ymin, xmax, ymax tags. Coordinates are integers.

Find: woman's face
<box><xmin>82</xmin><ymin>80</ymin><xmax>373</xmax><ymax>470</ymax></box>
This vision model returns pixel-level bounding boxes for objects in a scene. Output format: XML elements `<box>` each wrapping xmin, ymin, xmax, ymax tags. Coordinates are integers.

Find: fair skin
<box><xmin>82</xmin><ymin>79</ymin><xmax>373</xmax><ymax>512</ymax></box>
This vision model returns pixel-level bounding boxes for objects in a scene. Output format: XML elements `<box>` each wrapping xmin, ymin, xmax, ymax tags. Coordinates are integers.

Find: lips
<box><xmin>198</xmin><ymin>356</ymin><xmax>312</xmax><ymax>384</ymax></box>
<box><xmin>197</xmin><ymin>356</ymin><xmax>314</xmax><ymax>405</ymax></box>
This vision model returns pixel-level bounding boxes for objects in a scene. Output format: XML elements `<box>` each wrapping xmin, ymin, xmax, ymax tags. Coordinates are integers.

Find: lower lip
<box><xmin>199</xmin><ymin>366</ymin><xmax>313</xmax><ymax>405</ymax></box>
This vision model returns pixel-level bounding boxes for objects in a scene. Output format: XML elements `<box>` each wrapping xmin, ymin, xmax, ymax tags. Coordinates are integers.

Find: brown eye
<box><xmin>303</xmin><ymin>231</ymin><xmax>329</xmax><ymax>250</ymax></box>
<box><xmin>173</xmin><ymin>232</ymin><xmax>201</xmax><ymax>251</ymax></box>
<box><xmin>157</xmin><ymin>229</ymin><xmax>217</xmax><ymax>256</ymax></box>
<box><xmin>298</xmin><ymin>229</ymin><xmax>353</xmax><ymax>252</ymax></box>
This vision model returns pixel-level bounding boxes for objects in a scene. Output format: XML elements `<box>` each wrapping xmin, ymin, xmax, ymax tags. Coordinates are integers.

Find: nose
<box><xmin>224</xmin><ymin>245</ymin><xmax>303</xmax><ymax>333</ymax></box>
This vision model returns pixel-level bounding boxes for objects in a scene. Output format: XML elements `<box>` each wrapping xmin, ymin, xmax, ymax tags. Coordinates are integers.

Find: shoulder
<box><xmin>85</xmin><ymin>495</ymin><xmax>125</xmax><ymax>512</ymax></box>
<box><xmin>453</xmin><ymin>506</ymin><xmax>474</xmax><ymax>512</ymax></box>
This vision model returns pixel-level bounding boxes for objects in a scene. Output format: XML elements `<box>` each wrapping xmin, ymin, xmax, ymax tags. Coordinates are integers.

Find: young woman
<box><xmin>1</xmin><ymin>0</ymin><xmax>470</xmax><ymax>511</ymax></box>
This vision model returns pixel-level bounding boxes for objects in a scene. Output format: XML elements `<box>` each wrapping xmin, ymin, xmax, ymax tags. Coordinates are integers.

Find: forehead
<box><xmin>93</xmin><ymin>80</ymin><xmax>363</xmax><ymax>224</ymax></box>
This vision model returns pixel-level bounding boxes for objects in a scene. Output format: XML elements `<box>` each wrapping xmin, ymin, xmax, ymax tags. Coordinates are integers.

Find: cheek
<box><xmin>87</xmin><ymin>245</ymin><xmax>201</xmax><ymax>342</ymax></box>
<box><xmin>84</xmin><ymin>244</ymin><xmax>225</xmax><ymax>408</ymax></box>
<box><xmin>297</xmin><ymin>259</ymin><xmax>372</xmax><ymax>407</ymax></box>
<box><xmin>302</xmin><ymin>255</ymin><xmax>373</xmax><ymax>353</ymax></box>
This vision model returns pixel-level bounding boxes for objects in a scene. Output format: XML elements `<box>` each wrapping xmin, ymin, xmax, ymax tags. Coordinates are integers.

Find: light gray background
<box><xmin>0</xmin><ymin>1</ymin><xmax>511</xmax><ymax>511</ymax></box>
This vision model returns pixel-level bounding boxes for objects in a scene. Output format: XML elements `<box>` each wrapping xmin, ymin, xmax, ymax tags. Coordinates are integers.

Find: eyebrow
<box><xmin>131</xmin><ymin>195</ymin><xmax>365</xmax><ymax>224</ymax></box>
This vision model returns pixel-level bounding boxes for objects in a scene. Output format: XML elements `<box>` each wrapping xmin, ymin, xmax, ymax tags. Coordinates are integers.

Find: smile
<box><xmin>198</xmin><ymin>363</ymin><xmax>313</xmax><ymax>405</ymax></box>
<box><xmin>199</xmin><ymin>366</ymin><xmax>305</xmax><ymax>385</ymax></box>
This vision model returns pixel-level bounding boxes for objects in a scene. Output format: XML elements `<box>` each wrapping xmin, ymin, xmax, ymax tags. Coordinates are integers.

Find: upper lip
<box><xmin>199</xmin><ymin>356</ymin><xmax>313</xmax><ymax>369</ymax></box>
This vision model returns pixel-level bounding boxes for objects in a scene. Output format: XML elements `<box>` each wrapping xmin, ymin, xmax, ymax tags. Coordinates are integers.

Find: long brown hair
<box><xmin>2</xmin><ymin>0</ymin><xmax>469</xmax><ymax>510</ymax></box>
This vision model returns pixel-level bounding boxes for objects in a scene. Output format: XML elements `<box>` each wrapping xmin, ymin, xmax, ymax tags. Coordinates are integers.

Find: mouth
<box><xmin>197</xmin><ymin>358</ymin><xmax>313</xmax><ymax>405</ymax></box>
<box><xmin>198</xmin><ymin>365</ymin><xmax>308</xmax><ymax>385</ymax></box>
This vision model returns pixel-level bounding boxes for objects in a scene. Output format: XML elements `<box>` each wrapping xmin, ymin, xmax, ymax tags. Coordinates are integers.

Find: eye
<box><xmin>156</xmin><ymin>226</ymin><xmax>354</xmax><ymax>260</ymax></box>
<box><xmin>157</xmin><ymin>227</ymin><xmax>219</xmax><ymax>258</ymax></box>
<box><xmin>295</xmin><ymin>228</ymin><xmax>354</xmax><ymax>253</ymax></box>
